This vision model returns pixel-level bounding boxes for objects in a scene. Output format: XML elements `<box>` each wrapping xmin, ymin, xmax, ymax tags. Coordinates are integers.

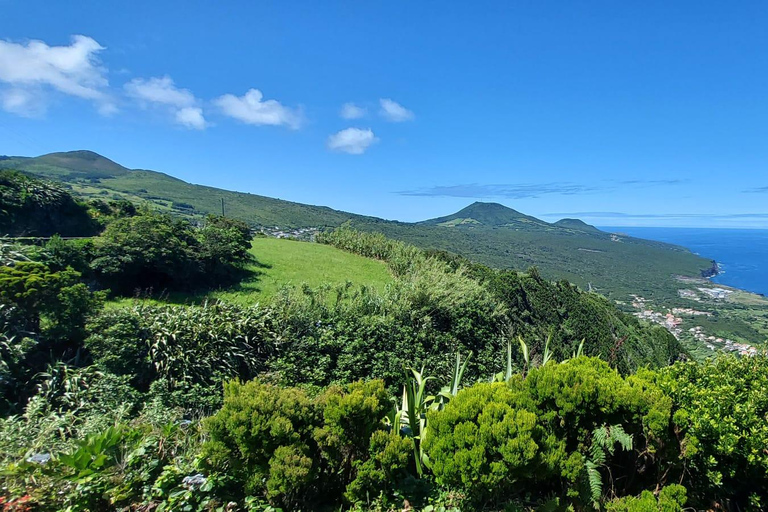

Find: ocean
<box><xmin>600</xmin><ymin>227</ymin><xmax>768</xmax><ymax>297</ymax></box>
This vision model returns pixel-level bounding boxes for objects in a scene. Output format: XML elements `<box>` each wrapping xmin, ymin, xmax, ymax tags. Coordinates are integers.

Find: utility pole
<box><xmin>221</xmin><ymin>197</ymin><xmax>225</xmax><ymax>217</ymax></box>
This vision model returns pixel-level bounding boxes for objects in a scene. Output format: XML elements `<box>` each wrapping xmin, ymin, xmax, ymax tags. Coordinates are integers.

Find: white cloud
<box><xmin>340</xmin><ymin>102</ymin><xmax>366</xmax><ymax>119</ymax></box>
<box><xmin>214</xmin><ymin>88</ymin><xmax>302</xmax><ymax>129</ymax></box>
<box><xmin>379</xmin><ymin>98</ymin><xmax>414</xmax><ymax>122</ymax></box>
<box><xmin>327</xmin><ymin>127</ymin><xmax>378</xmax><ymax>155</ymax></box>
<box><xmin>1</xmin><ymin>89</ymin><xmax>45</xmax><ymax>117</ymax></box>
<box><xmin>175</xmin><ymin>106</ymin><xmax>206</xmax><ymax>130</ymax></box>
<box><xmin>0</xmin><ymin>35</ymin><xmax>113</xmax><ymax>115</ymax></box>
<box><xmin>125</xmin><ymin>76</ymin><xmax>206</xmax><ymax>129</ymax></box>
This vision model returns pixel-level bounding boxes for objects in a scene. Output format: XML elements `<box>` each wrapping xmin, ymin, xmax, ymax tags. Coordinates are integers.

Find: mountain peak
<box><xmin>420</xmin><ymin>201</ymin><xmax>547</xmax><ymax>227</ymax></box>
<box><xmin>0</xmin><ymin>150</ymin><xmax>131</xmax><ymax>179</ymax></box>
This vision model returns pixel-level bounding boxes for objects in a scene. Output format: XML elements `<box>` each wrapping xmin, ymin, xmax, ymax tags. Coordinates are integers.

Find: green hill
<box><xmin>3</xmin><ymin>150</ymin><xmax>713</xmax><ymax>301</ymax></box>
<box><xmin>419</xmin><ymin>201</ymin><xmax>548</xmax><ymax>228</ymax></box>
<box><xmin>0</xmin><ymin>150</ymin><xmax>130</xmax><ymax>179</ymax></box>
<box><xmin>0</xmin><ymin>150</ymin><xmax>369</xmax><ymax>228</ymax></box>
<box><xmin>553</xmin><ymin>218</ymin><xmax>602</xmax><ymax>233</ymax></box>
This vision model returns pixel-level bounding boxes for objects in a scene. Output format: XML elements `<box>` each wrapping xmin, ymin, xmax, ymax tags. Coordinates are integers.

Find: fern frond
<box><xmin>609</xmin><ymin>424</ymin><xmax>634</xmax><ymax>452</ymax></box>
<box><xmin>585</xmin><ymin>460</ymin><xmax>602</xmax><ymax>507</ymax></box>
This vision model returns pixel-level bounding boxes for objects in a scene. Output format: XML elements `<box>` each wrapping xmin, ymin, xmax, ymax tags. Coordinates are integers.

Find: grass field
<box><xmin>109</xmin><ymin>237</ymin><xmax>393</xmax><ymax>307</ymax></box>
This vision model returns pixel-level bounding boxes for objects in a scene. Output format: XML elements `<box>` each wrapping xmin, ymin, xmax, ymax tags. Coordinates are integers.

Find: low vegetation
<box><xmin>1</xmin><ymin>172</ymin><xmax>767</xmax><ymax>511</ymax></box>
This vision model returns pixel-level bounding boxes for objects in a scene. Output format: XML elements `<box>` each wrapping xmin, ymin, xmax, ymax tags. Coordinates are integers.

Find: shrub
<box><xmin>202</xmin><ymin>378</ymin><xmax>407</xmax><ymax>509</ymax></box>
<box><xmin>86</xmin><ymin>302</ymin><xmax>275</xmax><ymax>391</ymax></box>
<box><xmin>605</xmin><ymin>484</ymin><xmax>687</xmax><ymax>512</ymax></box>
<box><xmin>424</xmin><ymin>358</ymin><xmax>676</xmax><ymax>507</ymax></box>
<box><xmin>424</xmin><ymin>382</ymin><xmax>543</xmax><ymax>503</ymax></box>
<box><xmin>655</xmin><ymin>355</ymin><xmax>768</xmax><ymax>510</ymax></box>
<box><xmin>0</xmin><ymin>171</ymin><xmax>98</xmax><ymax>237</ymax></box>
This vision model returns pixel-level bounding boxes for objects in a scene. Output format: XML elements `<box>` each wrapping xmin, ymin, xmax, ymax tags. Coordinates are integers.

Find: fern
<box><xmin>586</xmin><ymin>460</ymin><xmax>602</xmax><ymax>505</ymax></box>
<box><xmin>585</xmin><ymin>423</ymin><xmax>634</xmax><ymax>508</ymax></box>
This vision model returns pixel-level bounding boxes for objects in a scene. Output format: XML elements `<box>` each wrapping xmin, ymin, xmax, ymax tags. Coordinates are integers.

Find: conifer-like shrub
<box><xmin>424</xmin><ymin>357</ymin><xmax>676</xmax><ymax>507</ymax></box>
<box><xmin>202</xmin><ymin>378</ymin><xmax>411</xmax><ymax>509</ymax></box>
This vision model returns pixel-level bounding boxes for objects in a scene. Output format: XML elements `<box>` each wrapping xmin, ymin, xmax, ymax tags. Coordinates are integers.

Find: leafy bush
<box><xmin>202</xmin><ymin>378</ymin><xmax>408</xmax><ymax>509</ymax></box>
<box><xmin>424</xmin><ymin>357</ymin><xmax>676</xmax><ymax>508</ymax></box>
<box><xmin>424</xmin><ymin>381</ymin><xmax>542</xmax><ymax>503</ymax></box>
<box><xmin>605</xmin><ymin>484</ymin><xmax>687</xmax><ymax>512</ymax></box>
<box><xmin>320</xmin><ymin>226</ymin><xmax>685</xmax><ymax>374</ymax></box>
<box><xmin>89</xmin><ymin>211</ymin><xmax>252</xmax><ymax>295</ymax></box>
<box><xmin>0</xmin><ymin>171</ymin><xmax>98</xmax><ymax>237</ymax></box>
<box><xmin>85</xmin><ymin>302</ymin><xmax>274</xmax><ymax>392</ymax></box>
<box><xmin>655</xmin><ymin>355</ymin><xmax>768</xmax><ymax>510</ymax></box>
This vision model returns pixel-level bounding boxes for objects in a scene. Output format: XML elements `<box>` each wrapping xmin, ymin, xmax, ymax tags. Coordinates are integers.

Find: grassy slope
<box><xmin>4</xmin><ymin>150</ymin><xmax>712</xmax><ymax>302</ymax></box>
<box><xmin>109</xmin><ymin>237</ymin><xmax>393</xmax><ymax>307</ymax></box>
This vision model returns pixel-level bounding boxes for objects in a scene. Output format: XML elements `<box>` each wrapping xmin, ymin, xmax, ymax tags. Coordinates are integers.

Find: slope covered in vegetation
<box><xmin>1</xmin><ymin>174</ymin><xmax>768</xmax><ymax>511</ymax></box>
<box><xmin>3</xmin><ymin>150</ymin><xmax>713</xmax><ymax>303</ymax></box>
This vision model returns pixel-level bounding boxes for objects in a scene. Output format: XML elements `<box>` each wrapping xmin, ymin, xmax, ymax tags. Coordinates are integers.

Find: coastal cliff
<box><xmin>701</xmin><ymin>260</ymin><xmax>720</xmax><ymax>278</ymax></box>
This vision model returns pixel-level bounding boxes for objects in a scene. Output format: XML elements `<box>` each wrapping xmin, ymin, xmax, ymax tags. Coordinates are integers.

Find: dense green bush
<box><xmin>656</xmin><ymin>355</ymin><xmax>768</xmax><ymax>510</ymax></box>
<box><xmin>90</xmin><ymin>211</ymin><xmax>252</xmax><ymax>295</ymax></box>
<box><xmin>320</xmin><ymin>227</ymin><xmax>685</xmax><ymax>374</ymax></box>
<box><xmin>424</xmin><ymin>357</ymin><xmax>676</xmax><ymax>508</ymax></box>
<box><xmin>0</xmin><ymin>171</ymin><xmax>98</xmax><ymax>237</ymax></box>
<box><xmin>85</xmin><ymin>302</ymin><xmax>274</xmax><ymax>393</ymax></box>
<box><xmin>605</xmin><ymin>484</ymin><xmax>687</xmax><ymax>512</ymax></box>
<box><xmin>202</xmin><ymin>378</ymin><xmax>410</xmax><ymax>509</ymax></box>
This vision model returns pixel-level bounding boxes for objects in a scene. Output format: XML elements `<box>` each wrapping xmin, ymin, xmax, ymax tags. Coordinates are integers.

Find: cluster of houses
<box><xmin>687</xmin><ymin>326</ymin><xmax>757</xmax><ymax>356</ymax></box>
<box><xmin>630</xmin><ymin>294</ymin><xmax>757</xmax><ymax>356</ymax></box>
<box><xmin>698</xmin><ymin>287</ymin><xmax>733</xmax><ymax>300</ymax></box>
<box><xmin>257</xmin><ymin>226</ymin><xmax>319</xmax><ymax>241</ymax></box>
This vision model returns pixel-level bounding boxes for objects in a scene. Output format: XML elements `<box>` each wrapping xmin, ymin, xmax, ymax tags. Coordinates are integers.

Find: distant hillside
<box><xmin>554</xmin><ymin>218</ymin><xmax>602</xmax><ymax>233</ymax></box>
<box><xmin>4</xmin><ymin>150</ymin><xmax>713</xmax><ymax>300</ymax></box>
<box><xmin>0</xmin><ymin>150</ymin><xmax>130</xmax><ymax>179</ymax></box>
<box><xmin>0</xmin><ymin>150</ymin><xmax>370</xmax><ymax>228</ymax></box>
<box><xmin>420</xmin><ymin>201</ymin><xmax>548</xmax><ymax>228</ymax></box>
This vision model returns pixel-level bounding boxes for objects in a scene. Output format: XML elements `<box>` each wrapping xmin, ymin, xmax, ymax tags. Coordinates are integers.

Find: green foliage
<box><xmin>320</xmin><ymin>227</ymin><xmax>685</xmax><ymax>375</ymax></box>
<box><xmin>90</xmin><ymin>210</ymin><xmax>203</xmax><ymax>294</ymax></box>
<box><xmin>424</xmin><ymin>382</ymin><xmax>541</xmax><ymax>503</ymax></box>
<box><xmin>586</xmin><ymin>424</ymin><xmax>634</xmax><ymax>507</ymax></box>
<box><xmin>0</xmin><ymin>262</ymin><xmax>79</xmax><ymax>332</ymax></box>
<box><xmin>605</xmin><ymin>485</ymin><xmax>687</xmax><ymax>512</ymax></box>
<box><xmin>654</xmin><ymin>355</ymin><xmax>768</xmax><ymax>510</ymax></box>
<box><xmin>344</xmin><ymin>430</ymin><xmax>414</xmax><ymax>504</ymax></box>
<box><xmin>90</xmin><ymin>211</ymin><xmax>252</xmax><ymax>295</ymax></box>
<box><xmin>425</xmin><ymin>357</ymin><xmax>675</xmax><ymax>508</ymax></box>
<box><xmin>202</xmin><ymin>378</ymin><xmax>405</xmax><ymax>509</ymax></box>
<box><xmin>0</xmin><ymin>170</ymin><xmax>98</xmax><ymax>237</ymax></box>
<box><xmin>85</xmin><ymin>302</ymin><xmax>273</xmax><ymax>392</ymax></box>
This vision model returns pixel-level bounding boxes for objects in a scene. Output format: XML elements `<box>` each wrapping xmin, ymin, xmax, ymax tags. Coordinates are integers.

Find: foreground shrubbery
<box><xmin>2</xmin><ymin>218</ymin><xmax>764</xmax><ymax>510</ymax></box>
<box><xmin>6</xmin><ymin>355</ymin><xmax>768</xmax><ymax>510</ymax></box>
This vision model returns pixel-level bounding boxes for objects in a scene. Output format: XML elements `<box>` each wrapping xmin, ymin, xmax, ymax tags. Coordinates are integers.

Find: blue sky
<box><xmin>1</xmin><ymin>1</ymin><xmax>767</xmax><ymax>227</ymax></box>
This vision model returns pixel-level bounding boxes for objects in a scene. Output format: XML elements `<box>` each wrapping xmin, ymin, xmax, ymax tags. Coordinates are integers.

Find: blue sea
<box><xmin>600</xmin><ymin>227</ymin><xmax>768</xmax><ymax>297</ymax></box>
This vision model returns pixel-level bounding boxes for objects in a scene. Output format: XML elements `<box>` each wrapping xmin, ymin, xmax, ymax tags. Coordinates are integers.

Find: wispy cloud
<box><xmin>125</xmin><ymin>76</ymin><xmax>206</xmax><ymax>129</ymax></box>
<box><xmin>340</xmin><ymin>102</ymin><xmax>366</xmax><ymax>119</ymax></box>
<box><xmin>744</xmin><ymin>185</ymin><xmax>768</xmax><ymax>193</ymax></box>
<box><xmin>379</xmin><ymin>98</ymin><xmax>414</xmax><ymax>122</ymax></box>
<box><xmin>214</xmin><ymin>88</ymin><xmax>303</xmax><ymax>129</ymax></box>
<box><xmin>615</xmin><ymin>179</ymin><xmax>689</xmax><ymax>186</ymax></box>
<box><xmin>327</xmin><ymin>127</ymin><xmax>378</xmax><ymax>154</ymax></box>
<box><xmin>0</xmin><ymin>35</ymin><xmax>114</xmax><ymax>116</ymax></box>
<box><xmin>398</xmin><ymin>182</ymin><xmax>601</xmax><ymax>199</ymax></box>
